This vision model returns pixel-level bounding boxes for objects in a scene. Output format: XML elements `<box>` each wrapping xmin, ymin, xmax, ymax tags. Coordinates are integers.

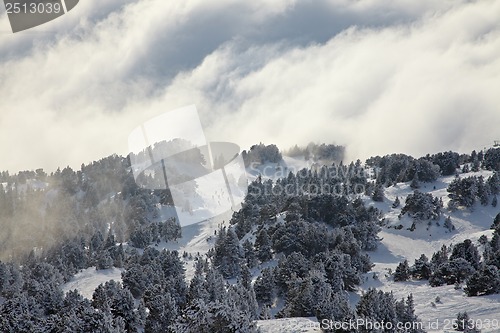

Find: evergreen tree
<box><xmin>477</xmin><ymin>176</ymin><xmax>490</xmax><ymax>206</ymax></box>
<box><xmin>491</xmin><ymin>213</ymin><xmax>500</xmax><ymax>232</ymax></box>
<box><xmin>465</xmin><ymin>265</ymin><xmax>500</xmax><ymax>296</ymax></box>
<box><xmin>188</xmin><ymin>259</ymin><xmax>208</xmax><ymax>304</ymax></box>
<box><xmin>410</xmin><ymin>172</ymin><xmax>420</xmax><ymax>189</ymax></box>
<box><xmin>239</xmin><ymin>263</ymin><xmax>252</xmax><ymax>291</ymax></box>
<box><xmin>431</xmin><ymin>244</ymin><xmax>450</xmax><ymax>269</ymax></box>
<box><xmin>254</xmin><ymin>268</ymin><xmax>275</xmax><ymax>305</ymax></box>
<box><xmin>242</xmin><ymin>239</ymin><xmax>258</xmax><ymax>269</ymax></box>
<box><xmin>394</xmin><ymin>260</ymin><xmax>410</xmax><ymax>282</ymax></box>
<box><xmin>371</xmin><ymin>183</ymin><xmax>384</xmax><ymax>202</ymax></box>
<box><xmin>255</xmin><ymin>228</ymin><xmax>272</xmax><ymax>263</ymax></box>
<box><xmin>145</xmin><ymin>292</ymin><xmax>178</xmax><ymax>333</ymax></box>
<box><xmin>411</xmin><ymin>254</ymin><xmax>432</xmax><ymax>280</ymax></box>
<box><xmin>217</xmin><ymin>227</ymin><xmax>243</xmax><ymax>279</ymax></box>
<box><xmin>430</xmin><ymin>258</ymin><xmax>474</xmax><ymax>286</ymax></box>
<box><xmin>356</xmin><ymin>288</ymin><xmax>398</xmax><ymax>329</ymax></box>
<box><xmin>456</xmin><ymin>312</ymin><xmax>470</xmax><ymax>331</ymax></box>
<box><xmin>450</xmin><ymin>239</ymin><xmax>481</xmax><ymax>270</ymax></box>
<box><xmin>447</xmin><ymin>176</ymin><xmax>478</xmax><ymax>208</ymax></box>
<box><xmin>455</xmin><ymin>311</ymin><xmax>480</xmax><ymax>332</ymax></box>
<box><xmin>96</xmin><ymin>250</ymin><xmax>114</xmax><ymax>270</ymax></box>
<box><xmin>487</xmin><ymin>172</ymin><xmax>500</xmax><ymax>195</ymax></box>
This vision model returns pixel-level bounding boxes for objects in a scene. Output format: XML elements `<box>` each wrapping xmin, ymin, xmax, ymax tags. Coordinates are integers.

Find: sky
<box><xmin>1</xmin><ymin>0</ymin><xmax>500</xmax><ymax>173</ymax></box>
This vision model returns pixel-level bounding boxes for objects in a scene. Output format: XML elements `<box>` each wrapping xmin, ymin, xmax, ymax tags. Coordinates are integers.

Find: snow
<box><xmin>61</xmin><ymin>267</ymin><xmax>123</xmax><ymax>299</ymax></box>
<box><xmin>256</xmin><ymin>317</ymin><xmax>321</xmax><ymax>333</ymax></box>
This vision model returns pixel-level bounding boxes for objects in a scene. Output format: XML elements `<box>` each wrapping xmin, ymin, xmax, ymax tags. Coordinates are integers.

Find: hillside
<box><xmin>1</xmin><ymin>145</ymin><xmax>499</xmax><ymax>332</ymax></box>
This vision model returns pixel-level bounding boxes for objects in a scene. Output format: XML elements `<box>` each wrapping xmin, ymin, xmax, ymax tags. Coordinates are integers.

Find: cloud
<box><xmin>0</xmin><ymin>0</ymin><xmax>499</xmax><ymax>172</ymax></box>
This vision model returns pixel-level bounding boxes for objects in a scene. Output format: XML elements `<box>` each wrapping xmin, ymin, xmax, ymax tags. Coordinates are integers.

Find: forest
<box><xmin>0</xmin><ymin>145</ymin><xmax>499</xmax><ymax>332</ymax></box>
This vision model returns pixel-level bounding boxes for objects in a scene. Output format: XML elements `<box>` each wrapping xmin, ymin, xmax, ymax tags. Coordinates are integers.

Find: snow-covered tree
<box><xmin>465</xmin><ymin>265</ymin><xmax>500</xmax><ymax>296</ymax></box>
<box><xmin>394</xmin><ymin>260</ymin><xmax>410</xmax><ymax>282</ymax></box>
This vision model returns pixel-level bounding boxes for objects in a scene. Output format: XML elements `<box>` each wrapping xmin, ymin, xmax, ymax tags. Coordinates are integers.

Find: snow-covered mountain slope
<box><xmin>61</xmin><ymin>156</ymin><xmax>499</xmax><ymax>332</ymax></box>
<box><xmin>62</xmin><ymin>267</ymin><xmax>123</xmax><ymax>300</ymax></box>
<box><xmin>360</xmin><ymin>169</ymin><xmax>500</xmax><ymax>332</ymax></box>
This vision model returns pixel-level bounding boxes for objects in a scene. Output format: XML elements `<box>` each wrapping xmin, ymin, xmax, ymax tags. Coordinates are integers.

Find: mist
<box><xmin>1</xmin><ymin>0</ymin><xmax>500</xmax><ymax>173</ymax></box>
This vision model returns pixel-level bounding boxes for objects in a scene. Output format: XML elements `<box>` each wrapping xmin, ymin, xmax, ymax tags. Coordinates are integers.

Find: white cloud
<box><xmin>0</xmin><ymin>0</ymin><xmax>499</xmax><ymax>172</ymax></box>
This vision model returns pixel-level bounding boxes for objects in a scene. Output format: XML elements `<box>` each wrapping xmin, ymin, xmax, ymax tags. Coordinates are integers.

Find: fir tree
<box><xmin>219</xmin><ymin>227</ymin><xmax>243</xmax><ymax>279</ymax></box>
<box><xmin>411</xmin><ymin>254</ymin><xmax>432</xmax><ymax>280</ymax></box>
<box><xmin>450</xmin><ymin>239</ymin><xmax>481</xmax><ymax>269</ymax></box>
<box><xmin>254</xmin><ymin>268</ymin><xmax>275</xmax><ymax>305</ymax></box>
<box><xmin>465</xmin><ymin>265</ymin><xmax>500</xmax><ymax>296</ymax></box>
<box><xmin>491</xmin><ymin>213</ymin><xmax>500</xmax><ymax>232</ymax></box>
<box><xmin>145</xmin><ymin>292</ymin><xmax>178</xmax><ymax>333</ymax></box>
<box><xmin>242</xmin><ymin>239</ymin><xmax>258</xmax><ymax>268</ymax></box>
<box><xmin>255</xmin><ymin>228</ymin><xmax>272</xmax><ymax>263</ymax></box>
<box><xmin>96</xmin><ymin>251</ymin><xmax>114</xmax><ymax>270</ymax></box>
<box><xmin>394</xmin><ymin>260</ymin><xmax>410</xmax><ymax>282</ymax></box>
<box><xmin>410</xmin><ymin>173</ymin><xmax>420</xmax><ymax>189</ymax></box>
<box><xmin>372</xmin><ymin>183</ymin><xmax>384</xmax><ymax>202</ymax></box>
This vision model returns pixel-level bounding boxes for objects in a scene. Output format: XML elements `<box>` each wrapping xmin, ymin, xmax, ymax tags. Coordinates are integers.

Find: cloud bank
<box><xmin>1</xmin><ymin>0</ymin><xmax>499</xmax><ymax>172</ymax></box>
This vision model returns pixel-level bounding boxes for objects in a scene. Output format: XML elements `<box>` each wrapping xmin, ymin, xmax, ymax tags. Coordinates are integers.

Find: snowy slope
<box><xmin>62</xmin><ymin>267</ymin><xmax>123</xmax><ymax>299</ymax></box>
<box><xmin>360</xmin><ymin>169</ymin><xmax>500</xmax><ymax>332</ymax></box>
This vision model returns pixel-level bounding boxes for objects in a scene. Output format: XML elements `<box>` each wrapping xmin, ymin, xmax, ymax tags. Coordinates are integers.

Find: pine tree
<box><xmin>188</xmin><ymin>259</ymin><xmax>208</xmax><ymax>304</ymax></box>
<box><xmin>450</xmin><ymin>239</ymin><xmax>481</xmax><ymax>270</ymax></box>
<box><xmin>204</xmin><ymin>266</ymin><xmax>226</xmax><ymax>304</ymax></box>
<box><xmin>394</xmin><ymin>260</ymin><xmax>410</xmax><ymax>281</ymax></box>
<box><xmin>254</xmin><ymin>268</ymin><xmax>274</xmax><ymax>305</ymax></box>
<box><xmin>410</xmin><ymin>173</ymin><xmax>420</xmax><ymax>189</ymax></box>
<box><xmin>104</xmin><ymin>228</ymin><xmax>116</xmax><ymax>249</ymax></box>
<box><xmin>465</xmin><ymin>265</ymin><xmax>500</xmax><ymax>296</ymax></box>
<box><xmin>242</xmin><ymin>239</ymin><xmax>258</xmax><ymax>268</ymax></box>
<box><xmin>217</xmin><ymin>227</ymin><xmax>242</xmax><ymax>279</ymax></box>
<box><xmin>372</xmin><ymin>184</ymin><xmax>384</xmax><ymax>202</ymax></box>
<box><xmin>431</xmin><ymin>245</ymin><xmax>449</xmax><ymax>269</ymax></box>
<box><xmin>356</xmin><ymin>288</ymin><xmax>398</xmax><ymax>328</ymax></box>
<box><xmin>477</xmin><ymin>176</ymin><xmax>490</xmax><ymax>206</ymax></box>
<box><xmin>255</xmin><ymin>228</ymin><xmax>272</xmax><ymax>263</ymax></box>
<box><xmin>412</xmin><ymin>254</ymin><xmax>432</xmax><ymax>280</ymax></box>
<box><xmin>213</xmin><ymin>227</ymin><xmax>227</xmax><ymax>269</ymax></box>
<box><xmin>96</xmin><ymin>251</ymin><xmax>114</xmax><ymax>270</ymax></box>
<box><xmin>472</xmin><ymin>159</ymin><xmax>481</xmax><ymax>172</ymax></box>
<box><xmin>145</xmin><ymin>292</ymin><xmax>178</xmax><ymax>333</ymax></box>
<box><xmin>487</xmin><ymin>172</ymin><xmax>500</xmax><ymax>195</ymax></box>
<box><xmin>491</xmin><ymin>213</ymin><xmax>500</xmax><ymax>232</ymax></box>
<box><xmin>239</xmin><ymin>263</ymin><xmax>252</xmax><ymax>291</ymax></box>
<box><xmin>456</xmin><ymin>311</ymin><xmax>470</xmax><ymax>331</ymax></box>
